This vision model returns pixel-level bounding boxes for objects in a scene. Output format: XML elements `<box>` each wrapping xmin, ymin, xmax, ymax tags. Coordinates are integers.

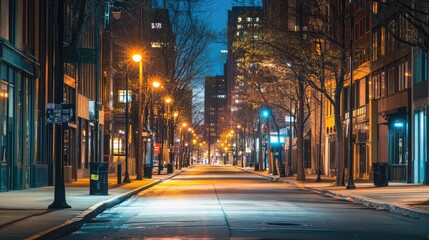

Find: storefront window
<box><xmin>0</xmin><ymin>81</ymin><xmax>8</xmax><ymax>163</ymax></box>
<box><xmin>0</xmin><ymin>0</ymin><xmax>10</xmax><ymax>40</ymax></box>
<box><xmin>414</xmin><ymin>111</ymin><xmax>426</xmax><ymax>183</ymax></box>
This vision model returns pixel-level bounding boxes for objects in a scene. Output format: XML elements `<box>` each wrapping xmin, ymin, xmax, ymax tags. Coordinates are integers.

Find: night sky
<box><xmin>208</xmin><ymin>0</ymin><xmax>231</xmax><ymax>76</ymax></box>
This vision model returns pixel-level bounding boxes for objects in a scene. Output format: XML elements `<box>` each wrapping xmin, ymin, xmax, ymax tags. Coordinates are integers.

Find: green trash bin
<box><xmin>144</xmin><ymin>163</ymin><xmax>152</xmax><ymax>178</ymax></box>
<box><xmin>167</xmin><ymin>163</ymin><xmax>174</xmax><ymax>173</ymax></box>
<box><xmin>373</xmin><ymin>162</ymin><xmax>388</xmax><ymax>187</ymax></box>
<box><xmin>254</xmin><ymin>163</ymin><xmax>260</xmax><ymax>171</ymax></box>
<box><xmin>90</xmin><ymin>162</ymin><xmax>108</xmax><ymax>195</ymax></box>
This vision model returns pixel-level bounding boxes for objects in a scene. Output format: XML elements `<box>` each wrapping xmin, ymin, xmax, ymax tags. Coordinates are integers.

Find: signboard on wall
<box><xmin>46</xmin><ymin>103</ymin><xmax>74</xmax><ymax>124</ymax></box>
<box><xmin>154</xmin><ymin>143</ymin><xmax>161</xmax><ymax>155</ymax></box>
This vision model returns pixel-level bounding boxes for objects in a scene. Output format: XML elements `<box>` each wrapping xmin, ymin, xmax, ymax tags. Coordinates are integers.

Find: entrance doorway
<box><xmin>388</xmin><ymin>121</ymin><xmax>407</xmax><ymax>182</ymax></box>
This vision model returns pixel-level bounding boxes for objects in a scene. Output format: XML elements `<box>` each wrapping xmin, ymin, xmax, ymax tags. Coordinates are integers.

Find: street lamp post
<box><xmin>123</xmin><ymin>62</ymin><xmax>131</xmax><ymax>183</ymax></box>
<box><xmin>158</xmin><ymin>97</ymin><xmax>171</xmax><ymax>174</ymax></box>
<box><xmin>179</xmin><ymin>123</ymin><xmax>187</xmax><ymax>169</ymax></box>
<box><xmin>148</xmin><ymin>80</ymin><xmax>160</xmax><ymax>178</ymax></box>
<box><xmin>171</xmin><ymin>112</ymin><xmax>178</xmax><ymax>170</ymax></box>
<box><xmin>236</xmin><ymin>125</ymin><xmax>241</xmax><ymax>167</ymax></box>
<box><xmin>261</xmin><ymin>108</ymin><xmax>273</xmax><ymax>174</ymax></box>
<box><xmin>132</xmin><ymin>54</ymin><xmax>143</xmax><ymax>180</ymax></box>
<box><xmin>287</xmin><ymin>97</ymin><xmax>294</xmax><ymax>177</ymax></box>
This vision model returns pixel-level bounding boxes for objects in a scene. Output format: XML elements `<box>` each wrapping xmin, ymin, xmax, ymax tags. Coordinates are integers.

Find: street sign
<box><xmin>46</xmin><ymin>103</ymin><xmax>74</xmax><ymax>124</ymax></box>
<box><xmin>46</xmin><ymin>103</ymin><xmax>62</xmax><ymax>124</ymax></box>
<box><xmin>61</xmin><ymin>104</ymin><xmax>73</xmax><ymax>123</ymax></box>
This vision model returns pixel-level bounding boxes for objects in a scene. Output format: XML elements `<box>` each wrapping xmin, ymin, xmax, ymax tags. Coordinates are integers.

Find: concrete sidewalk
<box><xmin>0</xmin><ymin>167</ymin><xmax>188</xmax><ymax>240</ymax></box>
<box><xmin>241</xmin><ymin>167</ymin><xmax>429</xmax><ymax>220</ymax></box>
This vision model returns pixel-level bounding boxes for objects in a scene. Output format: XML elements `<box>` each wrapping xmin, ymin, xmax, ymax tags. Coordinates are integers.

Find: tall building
<box><xmin>204</xmin><ymin>76</ymin><xmax>227</xmax><ymax>148</ymax></box>
<box><xmin>226</xmin><ymin>6</ymin><xmax>262</xmax><ymax>123</ymax></box>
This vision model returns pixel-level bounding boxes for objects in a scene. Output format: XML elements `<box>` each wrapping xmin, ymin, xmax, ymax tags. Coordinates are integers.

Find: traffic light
<box><xmin>261</xmin><ymin>108</ymin><xmax>270</xmax><ymax>119</ymax></box>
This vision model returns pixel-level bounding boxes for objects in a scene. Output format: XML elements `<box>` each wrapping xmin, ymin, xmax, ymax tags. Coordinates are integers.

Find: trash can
<box><xmin>167</xmin><ymin>163</ymin><xmax>174</xmax><ymax>173</ymax></box>
<box><xmin>144</xmin><ymin>163</ymin><xmax>152</xmax><ymax>178</ymax></box>
<box><xmin>373</xmin><ymin>162</ymin><xmax>388</xmax><ymax>187</ymax></box>
<box><xmin>279</xmin><ymin>163</ymin><xmax>286</xmax><ymax>177</ymax></box>
<box><xmin>90</xmin><ymin>162</ymin><xmax>109</xmax><ymax>195</ymax></box>
<box><xmin>254</xmin><ymin>163</ymin><xmax>260</xmax><ymax>171</ymax></box>
<box><xmin>117</xmin><ymin>162</ymin><xmax>122</xmax><ymax>184</ymax></box>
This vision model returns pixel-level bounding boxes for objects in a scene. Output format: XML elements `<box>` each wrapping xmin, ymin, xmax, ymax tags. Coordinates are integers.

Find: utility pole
<box><xmin>49</xmin><ymin>0</ymin><xmax>70</xmax><ymax>209</ymax></box>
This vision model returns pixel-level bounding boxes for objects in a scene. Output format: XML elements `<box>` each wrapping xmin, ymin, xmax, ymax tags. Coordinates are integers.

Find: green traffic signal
<box><xmin>261</xmin><ymin>108</ymin><xmax>270</xmax><ymax>119</ymax></box>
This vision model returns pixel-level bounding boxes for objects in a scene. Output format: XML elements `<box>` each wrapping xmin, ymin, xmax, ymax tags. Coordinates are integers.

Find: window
<box><xmin>246</xmin><ymin>17</ymin><xmax>252</xmax><ymax>22</ymax></box>
<box><xmin>389</xmin><ymin>20</ymin><xmax>396</xmax><ymax>52</ymax></box>
<box><xmin>372</xmin><ymin>1</ymin><xmax>378</xmax><ymax>14</ymax></box>
<box><xmin>368</xmin><ymin>76</ymin><xmax>373</xmax><ymax>100</ymax></box>
<box><xmin>424</xmin><ymin>52</ymin><xmax>428</xmax><ymax>82</ymax></box>
<box><xmin>372</xmin><ymin>31</ymin><xmax>378</xmax><ymax>60</ymax></box>
<box><xmin>255</xmin><ymin>17</ymin><xmax>260</xmax><ymax>22</ymax></box>
<box><xmin>151</xmin><ymin>42</ymin><xmax>162</xmax><ymax>48</ymax></box>
<box><xmin>118</xmin><ymin>90</ymin><xmax>132</xmax><ymax>103</ymax></box>
<box><xmin>237</xmin><ymin>24</ymin><xmax>243</xmax><ymax>29</ymax></box>
<box><xmin>151</xmin><ymin>22</ymin><xmax>162</xmax><ymax>29</ymax></box>
<box><xmin>357</xmin><ymin>78</ymin><xmax>366</xmax><ymax>106</ymax></box>
<box><xmin>0</xmin><ymin>0</ymin><xmax>10</xmax><ymax>39</ymax></box>
<box><xmin>380</xmin><ymin>27</ymin><xmax>385</xmax><ymax>56</ymax></box>
<box><xmin>388</xmin><ymin>66</ymin><xmax>396</xmax><ymax>94</ymax></box>
<box><xmin>398</xmin><ymin>61</ymin><xmax>409</xmax><ymax>91</ymax></box>
<box><xmin>237</xmin><ymin>17</ymin><xmax>242</xmax><ymax>22</ymax></box>
<box><xmin>371</xmin><ymin>71</ymin><xmax>385</xmax><ymax>99</ymax></box>
<box><xmin>399</xmin><ymin>16</ymin><xmax>407</xmax><ymax>46</ymax></box>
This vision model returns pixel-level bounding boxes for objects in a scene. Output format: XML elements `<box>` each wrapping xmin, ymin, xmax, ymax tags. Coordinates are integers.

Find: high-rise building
<box><xmin>204</xmin><ymin>76</ymin><xmax>227</xmax><ymax>145</ymax></box>
<box><xmin>226</xmin><ymin>6</ymin><xmax>262</xmax><ymax>123</ymax></box>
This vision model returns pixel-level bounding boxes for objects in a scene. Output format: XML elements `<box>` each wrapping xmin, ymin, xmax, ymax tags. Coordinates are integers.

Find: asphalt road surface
<box><xmin>63</xmin><ymin>165</ymin><xmax>429</xmax><ymax>240</ymax></box>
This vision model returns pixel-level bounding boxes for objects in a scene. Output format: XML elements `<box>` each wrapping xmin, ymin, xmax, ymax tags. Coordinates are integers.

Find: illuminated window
<box><xmin>151</xmin><ymin>22</ymin><xmax>162</xmax><ymax>29</ymax></box>
<box><xmin>118</xmin><ymin>90</ymin><xmax>132</xmax><ymax>103</ymax></box>
<box><xmin>372</xmin><ymin>31</ymin><xmax>378</xmax><ymax>60</ymax></box>
<box><xmin>113</xmin><ymin>137</ymin><xmax>124</xmax><ymax>154</ymax></box>
<box><xmin>238</xmin><ymin>17</ymin><xmax>242</xmax><ymax>22</ymax></box>
<box><xmin>380</xmin><ymin>27</ymin><xmax>385</xmax><ymax>56</ymax></box>
<box><xmin>372</xmin><ymin>2</ymin><xmax>378</xmax><ymax>14</ymax></box>
<box><xmin>151</xmin><ymin>42</ymin><xmax>162</xmax><ymax>48</ymax></box>
<box><xmin>246</xmin><ymin>17</ymin><xmax>252</xmax><ymax>22</ymax></box>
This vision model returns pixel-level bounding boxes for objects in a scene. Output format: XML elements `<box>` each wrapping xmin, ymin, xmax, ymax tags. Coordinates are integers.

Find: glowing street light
<box><xmin>132</xmin><ymin>53</ymin><xmax>144</xmax><ymax>180</ymax></box>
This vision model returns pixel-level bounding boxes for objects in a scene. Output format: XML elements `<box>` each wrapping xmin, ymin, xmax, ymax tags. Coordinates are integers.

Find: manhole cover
<box><xmin>264</xmin><ymin>222</ymin><xmax>302</xmax><ymax>226</ymax></box>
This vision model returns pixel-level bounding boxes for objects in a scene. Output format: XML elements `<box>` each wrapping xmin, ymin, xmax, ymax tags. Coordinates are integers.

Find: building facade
<box><xmin>1</xmin><ymin>0</ymin><xmax>111</xmax><ymax>191</ymax></box>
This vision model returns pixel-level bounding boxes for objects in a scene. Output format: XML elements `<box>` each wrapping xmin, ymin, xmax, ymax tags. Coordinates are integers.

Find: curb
<box><xmin>26</xmin><ymin>169</ymin><xmax>187</xmax><ymax>240</ymax></box>
<box><xmin>239</xmin><ymin>167</ymin><xmax>429</xmax><ymax>220</ymax></box>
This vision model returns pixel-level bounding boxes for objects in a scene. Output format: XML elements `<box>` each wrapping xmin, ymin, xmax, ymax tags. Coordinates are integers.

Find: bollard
<box><xmin>117</xmin><ymin>162</ymin><xmax>122</xmax><ymax>184</ymax></box>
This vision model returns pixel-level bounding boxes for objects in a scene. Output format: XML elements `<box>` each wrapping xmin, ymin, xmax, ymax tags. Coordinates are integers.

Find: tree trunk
<box><xmin>334</xmin><ymin>91</ymin><xmax>345</xmax><ymax>186</ymax></box>
<box><xmin>335</xmin><ymin>0</ymin><xmax>347</xmax><ymax>186</ymax></box>
<box><xmin>296</xmin><ymin>81</ymin><xmax>305</xmax><ymax>181</ymax></box>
